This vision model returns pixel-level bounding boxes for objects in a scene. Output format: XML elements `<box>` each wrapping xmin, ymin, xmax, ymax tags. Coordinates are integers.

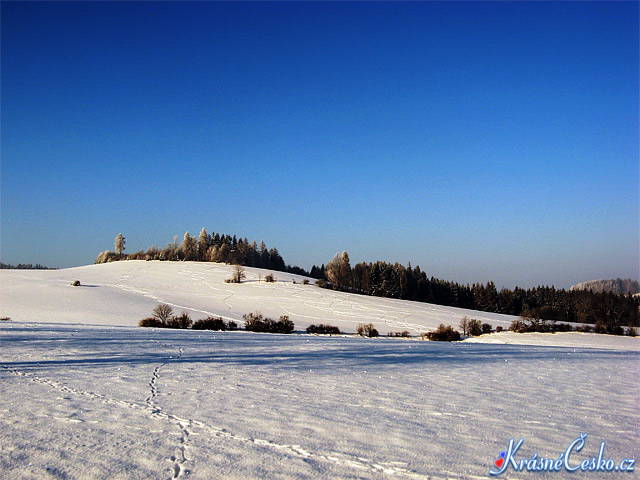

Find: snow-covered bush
<box><xmin>94</xmin><ymin>250</ymin><xmax>118</xmax><ymax>264</ymax></box>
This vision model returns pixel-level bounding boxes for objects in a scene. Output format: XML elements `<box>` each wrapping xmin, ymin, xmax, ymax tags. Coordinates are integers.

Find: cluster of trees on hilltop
<box><xmin>324</xmin><ymin>252</ymin><xmax>639</xmax><ymax>328</ymax></box>
<box><xmin>96</xmin><ymin>230</ymin><xmax>326</xmax><ymax>278</ymax></box>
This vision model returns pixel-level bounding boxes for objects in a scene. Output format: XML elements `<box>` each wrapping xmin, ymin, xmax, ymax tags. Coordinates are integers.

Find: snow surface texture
<box><xmin>1</xmin><ymin>260</ymin><xmax>522</xmax><ymax>333</ymax></box>
<box><xmin>1</xmin><ymin>323</ymin><xmax>638</xmax><ymax>479</ymax></box>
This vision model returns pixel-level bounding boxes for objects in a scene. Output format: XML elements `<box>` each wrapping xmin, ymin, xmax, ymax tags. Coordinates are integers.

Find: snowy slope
<box><xmin>1</xmin><ymin>260</ymin><xmax>521</xmax><ymax>333</ymax></box>
<box><xmin>1</xmin><ymin>322</ymin><xmax>638</xmax><ymax>480</ymax></box>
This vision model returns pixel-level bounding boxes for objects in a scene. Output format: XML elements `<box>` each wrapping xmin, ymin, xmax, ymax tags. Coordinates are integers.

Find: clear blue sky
<box><xmin>1</xmin><ymin>1</ymin><xmax>638</xmax><ymax>289</ymax></box>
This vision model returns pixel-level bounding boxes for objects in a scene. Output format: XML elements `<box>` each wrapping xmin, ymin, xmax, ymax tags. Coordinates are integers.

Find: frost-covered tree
<box><xmin>216</xmin><ymin>243</ymin><xmax>230</xmax><ymax>263</ymax></box>
<box><xmin>327</xmin><ymin>251</ymin><xmax>351</xmax><ymax>290</ymax></box>
<box><xmin>115</xmin><ymin>233</ymin><xmax>126</xmax><ymax>257</ymax></box>
<box><xmin>181</xmin><ymin>232</ymin><xmax>197</xmax><ymax>261</ymax></box>
<box><xmin>206</xmin><ymin>245</ymin><xmax>218</xmax><ymax>262</ymax></box>
<box><xmin>198</xmin><ymin>228</ymin><xmax>210</xmax><ymax>261</ymax></box>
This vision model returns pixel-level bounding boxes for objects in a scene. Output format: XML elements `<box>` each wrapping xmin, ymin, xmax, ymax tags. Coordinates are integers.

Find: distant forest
<box><xmin>96</xmin><ymin>230</ymin><xmax>639</xmax><ymax>328</ymax></box>
<box><xmin>323</xmin><ymin>252</ymin><xmax>639</xmax><ymax>328</ymax></box>
<box><xmin>0</xmin><ymin>262</ymin><xmax>55</xmax><ymax>270</ymax></box>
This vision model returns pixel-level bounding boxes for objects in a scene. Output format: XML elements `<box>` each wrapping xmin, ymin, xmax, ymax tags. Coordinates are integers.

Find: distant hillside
<box><xmin>570</xmin><ymin>278</ymin><xmax>639</xmax><ymax>295</ymax></box>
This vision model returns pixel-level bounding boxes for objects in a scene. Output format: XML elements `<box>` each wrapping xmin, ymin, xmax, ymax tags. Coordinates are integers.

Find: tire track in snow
<box><xmin>178</xmin><ymin>264</ymin><xmax>236</xmax><ymax>313</ymax></box>
<box><xmin>108</xmin><ymin>280</ymin><xmax>239</xmax><ymax>324</ymax></box>
<box><xmin>0</xmin><ymin>362</ymin><xmax>430</xmax><ymax>479</ymax></box>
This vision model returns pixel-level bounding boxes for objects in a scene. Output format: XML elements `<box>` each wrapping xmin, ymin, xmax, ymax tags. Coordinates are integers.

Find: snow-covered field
<box><xmin>1</xmin><ymin>262</ymin><xmax>638</xmax><ymax>479</ymax></box>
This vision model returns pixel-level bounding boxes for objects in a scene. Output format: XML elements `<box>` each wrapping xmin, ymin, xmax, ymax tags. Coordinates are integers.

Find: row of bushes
<box><xmin>193</xmin><ymin>317</ymin><xmax>238</xmax><ymax>331</ymax></box>
<box><xmin>459</xmin><ymin>317</ymin><xmax>493</xmax><ymax>336</ymax></box>
<box><xmin>139</xmin><ymin>304</ymin><xmax>638</xmax><ymax>340</ymax></box>
<box><xmin>139</xmin><ymin>304</ymin><xmax>280</xmax><ymax>333</ymax></box>
<box><xmin>138</xmin><ymin>308</ymin><xmax>388</xmax><ymax>340</ymax></box>
<box><xmin>509</xmin><ymin>314</ymin><xmax>638</xmax><ymax>336</ymax></box>
<box><xmin>388</xmin><ymin>330</ymin><xmax>411</xmax><ymax>337</ymax></box>
<box><xmin>425</xmin><ymin>316</ymin><xmax>639</xmax><ymax>342</ymax></box>
<box><xmin>139</xmin><ymin>305</ymin><xmax>370</xmax><ymax>337</ymax></box>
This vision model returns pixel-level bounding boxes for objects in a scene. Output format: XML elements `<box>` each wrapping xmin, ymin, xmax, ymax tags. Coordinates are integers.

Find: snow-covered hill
<box><xmin>570</xmin><ymin>278</ymin><xmax>639</xmax><ymax>295</ymax></box>
<box><xmin>1</xmin><ymin>260</ymin><xmax>520</xmax><ymax>334</ymax></box>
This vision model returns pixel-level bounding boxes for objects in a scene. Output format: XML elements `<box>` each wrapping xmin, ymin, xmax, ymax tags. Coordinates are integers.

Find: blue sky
<box><xmin>1</xmin><ymin>1</ymin><xmax>638</xmax><ymax>289</ymax></box>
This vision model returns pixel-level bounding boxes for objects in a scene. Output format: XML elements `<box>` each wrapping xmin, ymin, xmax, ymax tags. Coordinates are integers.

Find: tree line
<box><xmin>324</xmin><ymin>252</ymin><xmax>639</xmax><ymax>328</ymax></box>
<box><xmin>96</xmin><ymin>229</ymin><xmax>326</xmax><ymax>278</ymax></box>
<box><xmin>0</xmin><ymin>262</ymin><xmax>55</xmax><ymax>270</ymax></box>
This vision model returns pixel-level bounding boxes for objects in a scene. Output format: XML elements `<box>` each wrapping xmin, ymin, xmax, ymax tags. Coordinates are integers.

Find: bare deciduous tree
<box><xmin>152</xmin><ymin>304</ymin><xmax>174</xmax><ymax>324</ymax></box>
<box><xmin>459</xmin><ymin>316</ymin><xmax>469</xmax><ymax>336</ymax></box>
<box><xmin>231</xmin><ymin>265</ymin><xmax>246</xmax><ymax>283</ymax></box>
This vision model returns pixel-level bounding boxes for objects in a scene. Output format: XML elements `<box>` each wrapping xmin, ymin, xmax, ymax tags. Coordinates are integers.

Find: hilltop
<box><xmin>570</xmin><ymin>278</ymin><xmax>639</xmax><ymax>295</ymax></box>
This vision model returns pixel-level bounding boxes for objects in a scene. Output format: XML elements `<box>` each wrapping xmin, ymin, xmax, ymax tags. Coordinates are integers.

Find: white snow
<box><xmin>1</xmin><ymin>261</ymin><xmax>638</xmax><ymax>479</ymax></box>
